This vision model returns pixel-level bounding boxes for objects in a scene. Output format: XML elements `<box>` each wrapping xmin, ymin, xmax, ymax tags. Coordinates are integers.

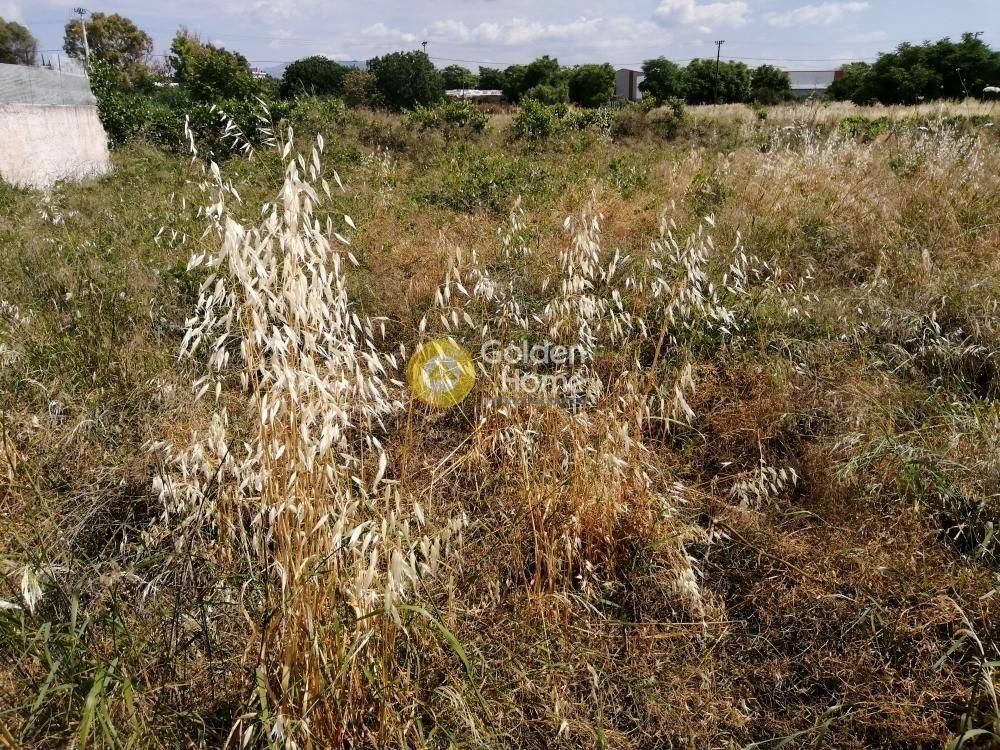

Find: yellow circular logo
<box><xmin>407</xmin><ymin>337</ymin><xmax>476</xmax><ymax>408</ymax></box>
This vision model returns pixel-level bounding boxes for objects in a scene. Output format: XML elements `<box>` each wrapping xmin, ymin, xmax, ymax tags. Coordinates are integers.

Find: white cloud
<box><xmin>653</xmin><ymin>0</ymin><xmax>750</xmax><ymax>33</ymax></box>
<box><xmin>361</xmin><ymin>22</ymin><xmax>418</xmax><ymax>44</ymax></box>
<box><xmin>766</xmin><ymin>2</ymin><xmax>869</xmax><ymax>28</ymax></box>
<box><xmin>429</xmin><ymin>17</ymin><xmax>603</xmax><ymax>45</ymax></box>
<box><xmin>363</xmin><ymin>17</ymin><xmax>667</xmax><ymax>50</ymax></box>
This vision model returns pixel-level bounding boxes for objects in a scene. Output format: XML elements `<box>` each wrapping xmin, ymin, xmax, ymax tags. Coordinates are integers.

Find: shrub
<box><xmin>280</xmin><ymin>56</ymin><xmax>351</xmax><ymax>98</ymax></box>
<box><xmin>87</xmin><ymin>57</ymin><xmax>149</xmax><ymax>147</ymax></box>
<box><xmin>342</xmin><ymin>69</ymin><xmax>380</xmax><ymax>108</ymax></box>
<box><xmin>510</xmin><ymin>99</ymin><xmax>573</xmax><ymax>139</ymax></box>
<box><xmin>837</xmin><ymin>115</ymin><xmax>891</xmax><ymax>140</ymax></box>
<box><xmin>568</xmin><ymin>63</ymin><xmax>615</xmax><ymax>108</ymax></box>
<box><xmin>168</xmin><ymin>30</ymin><xmax>259</xmax><ymax>102</ymax></box>
<box><xmin>523</xmin><ymin>82</ymin><xmax>569</xmax><ymax>104</ymax></box>
<box><xmin>407</xmin><ymin>99</ymin><xmax>488</xmax><ymax>135</ymax></box>
<box><xmin>640</xmin><ymin>57</ymin><xmax>687</xmax><ymax>101</ymax></box>
<box><xmin>367</xmin><ymin>50</ymin><xmax>443</xmax><ymax>111</ymax></box>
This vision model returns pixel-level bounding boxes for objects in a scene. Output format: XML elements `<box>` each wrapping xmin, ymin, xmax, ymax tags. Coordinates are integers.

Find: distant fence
<box><xmin>0</xmin><ymin>64</ymin><xmax>95</xmax><ymax>106</ymax></box>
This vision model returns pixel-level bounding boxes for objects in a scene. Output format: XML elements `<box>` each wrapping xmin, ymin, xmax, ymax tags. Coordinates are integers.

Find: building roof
<box><xmin>445</xmin><ymin>89</ymin><xmax>504</xmax><ymax>98</ymax></box>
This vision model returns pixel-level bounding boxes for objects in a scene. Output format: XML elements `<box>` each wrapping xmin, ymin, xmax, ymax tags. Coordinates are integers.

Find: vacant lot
<box><xmin>1</xmin><ymin>101</ymin><xmax>998</xmax><ymax>748</ymax></box>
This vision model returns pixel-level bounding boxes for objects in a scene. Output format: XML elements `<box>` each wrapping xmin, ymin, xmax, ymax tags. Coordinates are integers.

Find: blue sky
<box><xmin>9</xmin><ymin>0</ymin><xmax>1000</xmax><ymax>72</ymax></box>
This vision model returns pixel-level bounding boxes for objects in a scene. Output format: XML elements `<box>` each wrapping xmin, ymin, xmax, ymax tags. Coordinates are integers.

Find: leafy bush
<box><xmin>167</xmin><ymin>31</ymin><xmax>259</xmax><ymax>102</ymax></box>
<box><xmin>568</xmin><ymin>63</ymin><xmax>615</xmax><ymax>108</ymax></box>
<box><xmin>288</xmin><ymin>96</ymin><xmax>349</xmax><ymax>134</ymax></box>
<box><xmin>407</xmin><ymin>100</ymin><xmax>488</xmax><ymax>135</ymax></box>
<box><xmin>440</xmin><ymin>64</ymin><xmax>477</xmax><ymax>90</ymax></box>
<box><xmin>342</xmin><ymin>69</ymin><xmax>380</xmax><ymax>108</ymax></box>
<box><xmin>610</xmin><ymin>98</ymin><xmax>685</xmax><ymax>140</ymax></box>
<box><xmin>837</xmin><ymin>115</ymin><xmax>892</xmax><ymax>140</ymax></box>
<box><xmin>367</xmin><ymin>51</ymin><xmax>443</xmax><ymax>111</ymax></box>
<box><xmin>280</xmin><ymin>56</ymin><xmax>351</xmax><ymax>98</ymax></box>
<box><xmin>424</xmin><ymin>150</ymin><xmax>550</xmax><ymax>211</ymax></box>
<box><xmin>510</xmin><ymin>99</ymin><xmax>572</xmax><ymax>139</ymax></box>
<box><xmin>751</xmin><ymin>64</ymin><xmax>792</xmax><ymax>104</ymax></box>
<box><xmin>87</xmin><ymin>58</ymin><xmax>150</xmax><ymax>147</ymax></box>
<box><xmin>640</xmin><ymin>57</ymin><xmax>687</xmax><ymax>101</ymax></box>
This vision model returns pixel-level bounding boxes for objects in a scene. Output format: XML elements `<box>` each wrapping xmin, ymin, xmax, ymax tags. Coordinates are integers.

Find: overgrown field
<box><xmin>1</xmin><ymin>101</ymin><xmax>998</xmax><ymax>748</ymax></box>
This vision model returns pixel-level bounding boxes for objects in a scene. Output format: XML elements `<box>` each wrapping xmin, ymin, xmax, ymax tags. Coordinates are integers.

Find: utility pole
<box><xmin>713</xmin><ymin>40</ymin><xmax>725</xmax><ymax>105</ymax></box>
<box><xmin>73</xmin><ymin>8</ymin><xmax>90</xmax><ymax>61</ymax></box>
<box><xmin>421</xmin><ymin>40</ymin><xmax>428</xmax><ymax>54</ymax></box>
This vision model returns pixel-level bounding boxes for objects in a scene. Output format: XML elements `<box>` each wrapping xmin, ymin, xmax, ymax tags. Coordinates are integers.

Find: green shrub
<box><xmin>837</xmin><ymin>115</ymin><xmax>891</xmax><ymax>140</ymax></box>
<box><xmin>407</xmin><ymin>100</ymin><xmax>488</xmax><ymax>135</ymax></box>
<box><xmin>423</xmin><ymin>150</ymin><xmax>550</xmax><ymax>212</ymax></box>
<box><xmin>510</xmin><ymin>99</ymin><xmax>569</xmax><ymax>139</ymax></box>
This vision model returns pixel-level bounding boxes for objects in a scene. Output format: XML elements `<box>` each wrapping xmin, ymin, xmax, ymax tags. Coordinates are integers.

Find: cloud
<box><xmin>766</xmin><ymin>2</ymin><xmax>869</xmax><ymax>28</ymax></box>
<box><xmin>653</xmin><ymin>0</ymin><xmax>750</xmax><ymax>33</ymax></box>
<box><xmin>429</xmin><ymin>17</ymin><xmax>602</xmax><ymax>45</ymax></box>
<box><xmin>362</xmin><ymin>22</ymin><xmax>418</xmax><ymax>44</ymax></box>
<box><xmin>364</xmin><ymin>17</ymin><xmax>667</xmax><ymax>50</ymax></box>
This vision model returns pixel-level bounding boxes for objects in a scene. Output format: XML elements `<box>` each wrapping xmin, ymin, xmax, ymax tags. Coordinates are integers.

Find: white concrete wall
<box><xmin>0</xmin><ymin>103</ymin><xmax>111</xmax><ymax>188</ymax></box>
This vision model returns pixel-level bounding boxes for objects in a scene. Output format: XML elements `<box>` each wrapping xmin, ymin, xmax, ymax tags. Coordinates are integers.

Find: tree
<box><xmin>684</xmin><ymin>58</ymin><xmax>751</xmax><ymax>104</ymax></box>
<box><xmin>477</xmin><ymin>67</ymin><xmax>505</xmax><ymax>90</ymax></box>
<box><xmin>523</xmin><ymin>83</ymin><xmax>568</xmax><ymax>104</ymax></box>
<box><xmin>502</xmin><ymin>64</ymin><xmax>528</xmax><ymax>102</ymax></box>
<box><xmin>504</xmin><ymin>56</ymin><xmax>566</xmax><ymax>104</ymax></box>
<box><xmin>639</xmin><ymin>57</ymin><xmax>687</xmax><ymax>101</ymax></box>
<box><xmin>64</xmin><ymin>13</ymin><xmax>152</xmax><ymax>68</ymax></box>
<box><xmin>0</xmin><ymin>18</ymin><xmax>36</xmax><ymax>65</ymax></box>
<box><xmin>342</xmin><ymin>69</ymin><xmax>380</xmax><ymax>107</ymax></box>
<box><xmin>827</xmin><ymin>34</ymin><xmax>1000</xmax><ymax>104</ymax></box>
<box><xmin>750</xmin><ymin>64</ymin><xmax>791</xmax><ymax>104</ymax></box>
<box><xmin>280</xmin><ymin>56</ymin><xmax>350</xmax><ymax>98</ymax></box>
<box><xmin>366</xmin><ymin>51</ymin><xmax>442</xmax><ymax>110</ymax></box>
<box><xmin>168</xmin><ymin>30</ymin><xmax>256</xmax><ymax>102</ymax></box>
<box><xmin>440</xmin><ymin>64</ymin><xmax>477</xmax><ymax>90</ymax></box>
<box><xmin>567</xmin><ymin>63</ymin><xmax>615</xmax><ymax>107</ymax></box>
<box><xmin>825</xmin><ymin>62</ymin><xmax>870</xmax><ymax>102</ymax></box>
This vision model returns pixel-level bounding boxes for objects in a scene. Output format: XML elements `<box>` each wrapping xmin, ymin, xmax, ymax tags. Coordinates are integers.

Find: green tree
<box><xmin>477</xmin><ymin>67</ymin><xmax>505</xmax><ymax>90</ymax></box>
<box><xmin>280</xmin><ymin>56</ymin><xmax>350</xmax><ymax>98</ymax></box>
<box><xmin>440</xmin><ymin>64</ymin><xmax>477</xmax><ymax>90</ymax></box>
<box><xmin>639</xmin><ymin>57</ymin><xmax>687</xmax><ymax>101</ymax></box>
<box><xmin>366</xmin><ymin>51</ymin><xmax>442</xmax><ymax>110</ymax></box>
<box><xmin>64</xmin><ymin>13</ymin><xmax>152</xmax><ymax>68</ymax></box>
<box><xmin>502</xmin><ymin>64</ymin><xmax>528</xmax><ymax>102</ymax></box>
<box><xmin>342</xmin><ymin>69</ymin><xmax>380</xmax><ymax>107</ymax></box>
<box><xmin>568</xmin><ymin>63</ymin><xmax>615</xmax><ymax>107</ymax></box>
<box><xmin>828</xmin><ymin>34</ymin><xmax>1000</xmax><ymax>104</ymax></box>
<box><xmin>168</xmin><ymin>30</ymin><xmax>256</xmax><ymax>102</ymax></box>
<box><xmin>523</xmin><ymin>82</ymin><xmax>568</xmax><ymax>104</ymax></box>
<box><xmin>826</xmin><ymin>62</ymin><xmax>871</xmax><ymax>102</ymax></box>
<box><xmin>750</xmin><ymin>64</ymin><xmax>791</xmax><ymax>104</ymax></box>
<box><xmin>0</xmin><ymin>18</ymin><xmax>36</xmax><ymax>65</ymax></box>
<box><xmin>684</xmin><ymin>58</ymin><xmax>751</xmax><ymax>104</ymax></box>
<box><xmin>504</xmin><ymin>56</ymin><xmax>566</xmax><ymax>104</ymax></box>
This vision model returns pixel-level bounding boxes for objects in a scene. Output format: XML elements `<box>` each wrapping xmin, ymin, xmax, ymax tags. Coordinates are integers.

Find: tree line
<box><xmin>1</xmin><ymin>13</ymin><xmax>997</xmax><ymax>114</ymax></box>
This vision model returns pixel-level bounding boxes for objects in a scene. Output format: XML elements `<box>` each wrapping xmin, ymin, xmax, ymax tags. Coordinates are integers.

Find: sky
<box><xmin>8</xmin><ymin>0</ymin><xmax>1000</xmax><ymax>73</ymax></box>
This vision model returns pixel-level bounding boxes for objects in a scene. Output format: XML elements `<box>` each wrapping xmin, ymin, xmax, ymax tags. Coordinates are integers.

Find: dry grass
<box><xmin>686</xmin><ymin>97</ymin><xmax>1000</xmax><ymax>124</ymax></box>
<box><xmin>0</xmin><ymin>103</ymin><xmax>998</xmax><ymax>748</ymax></box>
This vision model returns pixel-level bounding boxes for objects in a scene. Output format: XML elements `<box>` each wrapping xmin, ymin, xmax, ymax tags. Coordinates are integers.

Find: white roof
<box><xmin>445</xmin><ymin>89</ymin><xmax>503</xmax><ymax>98</ymax></box>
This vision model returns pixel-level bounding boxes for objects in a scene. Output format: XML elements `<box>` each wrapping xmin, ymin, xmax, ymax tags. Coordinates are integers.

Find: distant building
<box><xmin>615</xmin><ymin>68</ymin><xmax>645</xmax><ymax>101</ymax></box>
<box><xmin>445</xmin><ymin>89</ymin><xmax>504</xmax><ymax>103</ymax></box>
<box><xmin>250</xmin><ymin>68</ymin><xmax>268</xmax><ymax>80</ymax></box>
<box><xmin>786</xmin><ymin>69</ymin><xmax>843</xmax><ymax>98</ymax></box>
